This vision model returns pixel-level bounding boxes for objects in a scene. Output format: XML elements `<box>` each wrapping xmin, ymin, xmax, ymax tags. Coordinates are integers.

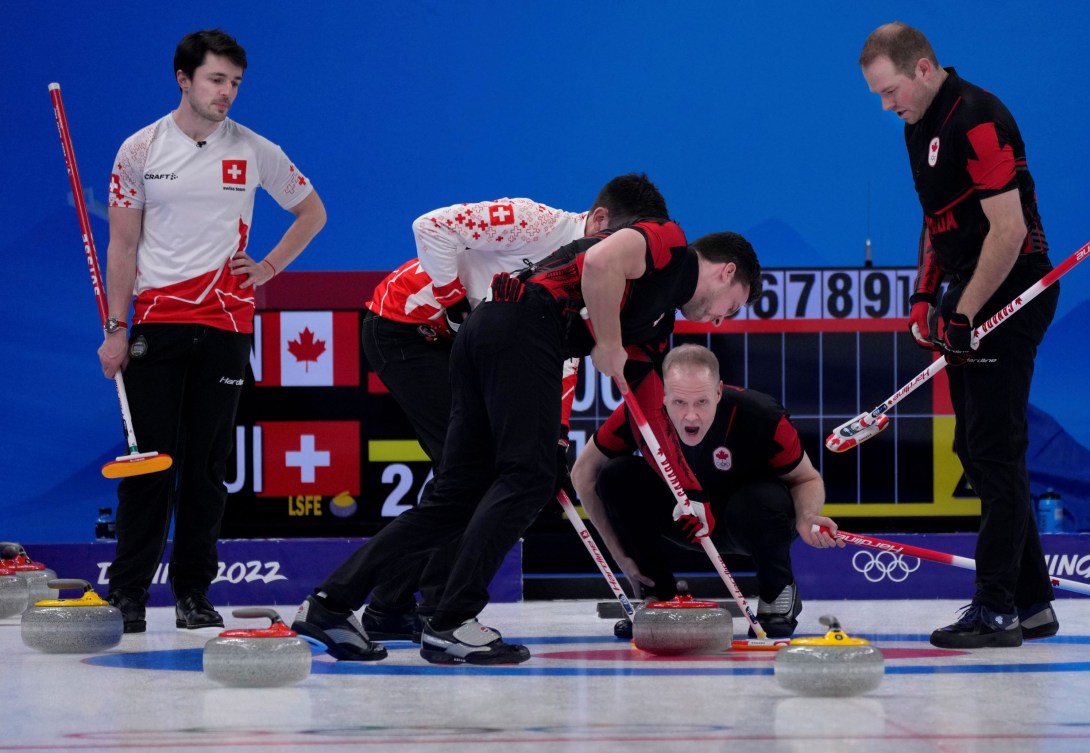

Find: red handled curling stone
<box><xmin>21</xmin><ymin>579</ymin><xmax>123</xmax><ymax>653</ymax></box>
<box><xmin>0</xmin><ymin>564</ymin><xmax>30</xmax><ymax>618</ymax></box>
<box><xmin>774</xmin><ymin>615</ymin><xmax>884</xmax><ymax>697</ymax></box>
<box><xmin>0</xmin><ymin>542</ymin><xmax>59</xmax><ymax>605</ymax></box>
<box><xmin>203</xmin><ymin>608</ymin><xmax>312</xmax><ymax>687</ymax></box>
<box><xmin>632</xmin><ymin>581</ymin><xmax>733</xmax><ymax>655</ymax></box>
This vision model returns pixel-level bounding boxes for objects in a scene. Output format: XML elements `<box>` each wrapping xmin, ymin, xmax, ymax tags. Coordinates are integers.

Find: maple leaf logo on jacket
<box><xmin>287</xmin><ymin>327</ymin><xmax>327</xmax><ymax>371</ymax></box>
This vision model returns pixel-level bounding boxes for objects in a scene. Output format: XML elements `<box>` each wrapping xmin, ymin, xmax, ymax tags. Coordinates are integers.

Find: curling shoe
<box><xmin>930</xmin><ymin>603</ymin><xmax>1022</xmax><ymax>648</ymax></box>
<box><xmin>175</xmin><ymin>591</ymin><xmax>224</xmax><ymax>630</ymax></box>
<box><xmin>1018</xmin><ymin>601</ymin><xmax>1059</xmax><ymax>640</ymax></box>
<box><xmin>753</xmin><ymin>582</ymin><xmax>802</xmax><ymax>638</ymax></box>
<box><xmin>361</xmin><ymin>603</ymin><xmax>421</xmax><ymax>642</ymax></box>
<box><xmin>420</xmin><ymin>617</ymin><xmax>530</xmax><ymax>665</ymax></box>
<box><xmin>108</xmin><ymin>591</ymin><xmax>147</xmax><ymax>634</ymax></box>
<box><xmin>292</xmin><ymin>595</ymin><xmax>387</xmax><ymax>661</ymax></box>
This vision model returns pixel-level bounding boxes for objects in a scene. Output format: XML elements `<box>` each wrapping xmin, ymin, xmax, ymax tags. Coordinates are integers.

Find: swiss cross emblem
<box><xmin>489</xmin><ymin>203</ymin><xmax>515</xmax><ymax>226</ymax></box>
<box><xmin>712</xmin><ymin>446</ymin><xmax>732</xmax><ymax>471</ymax></box>
<box><xmin>222</xmin><ymin>160</ymin><xmax>247</xmax><ymax>185</ymax></box>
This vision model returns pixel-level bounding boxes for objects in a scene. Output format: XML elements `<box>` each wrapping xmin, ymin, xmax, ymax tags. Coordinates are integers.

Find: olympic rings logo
<box><xmin>851</xmin><ymin>550</ymin><xmax>921</xmax><ymax>583</ymax></box>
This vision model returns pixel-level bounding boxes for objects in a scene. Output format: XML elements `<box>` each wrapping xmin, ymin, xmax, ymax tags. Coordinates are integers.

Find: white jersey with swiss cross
<box><xmin>109</xmin><ymin>114</ymin><xmax>313</xmax><ymax>333</ymax></box>
<box><xmin>414</xmin><ymin>198</ymin><xmax>587</xmax><ymax>309</ymax></box>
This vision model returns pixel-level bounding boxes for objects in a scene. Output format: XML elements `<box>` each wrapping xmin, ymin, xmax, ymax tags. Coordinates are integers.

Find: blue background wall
<box><xmin>4</xmin><ymin>1</ymin><xmax>1088</xmax><ymax>542</ymax></box>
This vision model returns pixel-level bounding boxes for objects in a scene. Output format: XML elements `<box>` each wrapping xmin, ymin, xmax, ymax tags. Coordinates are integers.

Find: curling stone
<box><xmin>632</xmin><ymin>581</ymin><xmax>733</xmax><ymax>655</ymax></box>
<box><xmin>0</xmin><ymin>564</ymin><xmax>30</xmax><ymax>618</ymax></box>
<box><xmin>774</xmin><ymin>615</ymin><xmax>884</xmax><ymax>697</ymax></box>
<box><xmin>21</xmin><ymin>579</ymin><xmax>123</xmax><ymax>653</ymax></box>
<box><xmin>0</xmin><ymin>543</ymin><xmax>58</xmax><ymax>604</ymax></box>
<box><xmin>203</xmin><ymin>608</ymin><xmax>312</xmax><ymax>687</ymax></box>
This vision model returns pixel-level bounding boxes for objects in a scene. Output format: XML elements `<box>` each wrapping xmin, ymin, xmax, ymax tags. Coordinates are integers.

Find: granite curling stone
<box><xmin>21</xmin><ymin>579</ymin><xmax>123</xmax><ymax>653</ymax></box>
<box><xmin>632</xmin><ymin>581</ymin><xmax>733</xmax><ymax>655</ymax></box>
<box><xmin>774</xmin><ymin>615</ymin><xmax>884</xmax><ymax>697</ymax></box>
<box><xmin>203</xmin><ymin>608</ymin><xmax>312</xmax><ymax>687</ymax></box>
<box><xmin>0</xmin><ymin>564</ymin><xmax>30</xmax><ymax>618</ymax></box>
<box><xmin>0</xmin><ymin>542</ymin><xmax>59</xmax><ymax>604</ymax></box>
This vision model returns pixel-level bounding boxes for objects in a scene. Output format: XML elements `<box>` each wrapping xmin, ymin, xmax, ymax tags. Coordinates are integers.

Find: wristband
<box><xmin>262</xmin><ymin>259</ymin><xmax>278</xmax><ymax>276</ymax></box>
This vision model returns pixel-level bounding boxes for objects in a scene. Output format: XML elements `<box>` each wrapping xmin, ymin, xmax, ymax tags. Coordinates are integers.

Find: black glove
<box><xmin>553</xmin><ymin>438</ymin><xmax>576</xmax><ymax>501</ymax></box>
<box><xmin>939</xmin><ymin>312</ymin><xmax>977</xmax><ymax>365</ymax></box>
<box><xmin>490</xmin><ymin>271</ymin><xmax>524</xmax><ymax>302</ymax></box>
<box><xmin>444</xmin><ymin>297</ymin><xmax>472</xmax><ymax>334</ymax></box>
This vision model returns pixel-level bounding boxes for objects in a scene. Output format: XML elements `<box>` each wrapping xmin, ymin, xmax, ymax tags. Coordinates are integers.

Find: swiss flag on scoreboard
<box><xmin>258</xmin><ymin>421</ymin><xmax>360</xmax><ymax>497</ymax></box>
<box><xmin>257</xmin><ymin>311</ymin><xmax>359</xmax><ymax>386</ymax></box>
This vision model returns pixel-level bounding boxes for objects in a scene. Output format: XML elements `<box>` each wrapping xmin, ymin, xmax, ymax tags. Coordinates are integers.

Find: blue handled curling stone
<box><xmin>0</xmin><ymin>564</ymin><xmax>30</xmax><ymax>618</ymax></box>
<box><xmin>632</xmin><ymin>580</ymin><xmax>733</xmax><ymax>655</ymax></box>
<box><xmin>774</xmin><ymin>615</ymin><xmax>884</xmax><ymax>696</ymax></box>
<box><xmin>0</xmin><ymin>542</ymin><xmax>59</xmax><ymax>605</ymax></box>
<box><xmin>203</xmin><ymin>608</ymin><xmax>312</xmax><ymax>687</ymax></box>
<box><xmin>21</xmin><ymin>579</ymin><xmax>123</xmax><ymax>653</ymax></box>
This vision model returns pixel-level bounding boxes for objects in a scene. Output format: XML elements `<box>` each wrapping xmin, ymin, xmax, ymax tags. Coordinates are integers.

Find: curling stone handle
<box><xmin>231</xmin><ymin>607</ymin><xmax>286</xmax><ymax>626</ymax></box>
<box><xmin>818</xmin><ymin>615</ymin><xmax>842</xmax><ymax>630</ymax></box>
<box><xmin>46</xmin><ymin>579</ymin><xmax>93</xmax><ymax>593</ymax></box>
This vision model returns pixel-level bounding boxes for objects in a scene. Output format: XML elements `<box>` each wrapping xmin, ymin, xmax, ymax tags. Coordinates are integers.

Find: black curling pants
<box><xmin>361</xmin><ymin>312</ymin><xmax>458</xmax><ymax>612</ymax></box>
<box><xmin>942</xmin><ymin>253</ymin><xmax>1058</xmax><ymax>612</ymax></box>
<box><xmin>319</xmin><ymin>296</ymin><xmax>564</xmax><ymax>627</ymax></box>
<box><xmin>596</xmin><ymin>454</ymin><xmax>797</xmax><ymax>603</ymax></box>
<box><xmin>108</xmin><ymin>323</ymin><xmax>250</xmax><ymax>600</ymax></box>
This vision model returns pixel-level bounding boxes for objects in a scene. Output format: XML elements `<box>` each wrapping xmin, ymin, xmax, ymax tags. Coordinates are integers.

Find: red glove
<box><xmin>908</xmin><ymin>294</ymin><xmax>938</xmax><ymax>350</ymax></box>
<box><xmin>672</xmin><ymin>499</ymin><xmax>715</xmax><ymax>543</ymax></box>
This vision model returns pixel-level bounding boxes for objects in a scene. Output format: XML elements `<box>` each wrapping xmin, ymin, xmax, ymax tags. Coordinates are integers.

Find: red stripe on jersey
<box><xmin>366</xmin><ymin>260</ymin><xmax>447</xmax><ymax>330</ymax></box>
<box><xmin>639</xmin><ymin>220</ymin><xmax>688</xmax><ymax>273</ymax></box>
<box><xmin>134</xmin><ymin>261</ymin><xmax>255</xmax><ymax>332</ymax></box>
<box><xmin>432</xmin><ymin>278</ymin><xmax>467</xmax><ymax>306</ymax></box>
<box><xmin>769</xmin><ymin>415</ymin><xmax>803</xmax><ymax>471</ymax></box>
<box><xmin>238</xmin><ymin>217</ymin><xmax>249</xmax><ymax>255</ymax></box>
<box><xmin>966</xmin><ymin>122</ymin><xmax>1016</xmax><ymax>191</ymax></box>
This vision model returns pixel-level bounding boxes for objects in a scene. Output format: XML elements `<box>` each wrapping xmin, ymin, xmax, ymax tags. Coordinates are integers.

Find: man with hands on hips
<box><xmin>99</xmin><ymin>28</ymin><xmax>326</xmax><ymax>634</ymax></box>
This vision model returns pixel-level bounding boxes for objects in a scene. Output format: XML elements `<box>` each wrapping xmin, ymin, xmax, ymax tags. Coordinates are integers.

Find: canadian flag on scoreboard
<box><xmin>257</xmin><ymin>420</ymin><xmax>360</xmax><ymax>497</ymax></box>
<box><xmin>258</xmin><ymin>311</ymin><xmax>359</xmax><ymax>386</ymax></box>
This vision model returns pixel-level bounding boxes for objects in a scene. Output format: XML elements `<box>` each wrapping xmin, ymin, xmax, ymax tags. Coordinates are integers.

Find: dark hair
<box><xmin>589</xmin><ymin>173</ymin><xmax>669</xmax><ymax>229</ymax></box>
<box><xmin>859</xmin><ymin>22</ymin><xmax>938</xmax><ymax>77</ymax></box>
<box><xmin>174</xmin><ymin>29</ymin><xmax>247</xmax><ymax>88</ymax></box>
<box><xmin>690</xmin><ymin>231</ymin><xmax>763</xmax><ymax>304</ymax></box>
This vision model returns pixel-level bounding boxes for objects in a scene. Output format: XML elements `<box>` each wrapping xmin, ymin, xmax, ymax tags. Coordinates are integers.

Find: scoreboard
<box><xmin>220</xmin><ymin>268</ymin><xmax>976</xmax><ymax>539</ymax></box>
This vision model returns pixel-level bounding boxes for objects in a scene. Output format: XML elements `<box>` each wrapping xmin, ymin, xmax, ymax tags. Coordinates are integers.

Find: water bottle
<box><xmin>95</xmin><ymin>507</ymin><xmax>116</xmax><ymax>541</ymax></box>
<box><xmin>1036</xmin><ymin>489</ymin><xmax>1064</xmax><ymax>534</ymax></box>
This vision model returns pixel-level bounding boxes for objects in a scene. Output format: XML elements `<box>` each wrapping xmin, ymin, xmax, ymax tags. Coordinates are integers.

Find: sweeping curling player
<box><xmin>825</xmin><ymin>239</ymin><xmax>1090</xmax><ymax>453</ymax></box>
<box><xmin>48</xmin><ymin>83</ymin><xmax>172</xmax><ymax>478</ymax></box>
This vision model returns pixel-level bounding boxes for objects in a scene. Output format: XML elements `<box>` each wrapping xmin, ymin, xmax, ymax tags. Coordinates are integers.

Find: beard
<box><xmin>680</xmin><ymin>293</ymin><xmax>713</xmax><ymax>322</ymax></box>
